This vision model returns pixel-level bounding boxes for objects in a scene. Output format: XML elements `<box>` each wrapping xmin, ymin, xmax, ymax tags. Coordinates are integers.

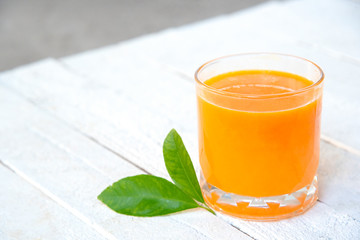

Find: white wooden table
<box><xmin>1</xmin><ymin>0</ymin><xmax>359</xmax><ymax>239</ymax></box>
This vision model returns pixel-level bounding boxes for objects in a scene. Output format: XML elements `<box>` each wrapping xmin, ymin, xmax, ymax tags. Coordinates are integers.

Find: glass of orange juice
<box><xmin>195</xmin><ymin>53</ymin><xmax>324</xmax><ymax>220</ymax></box>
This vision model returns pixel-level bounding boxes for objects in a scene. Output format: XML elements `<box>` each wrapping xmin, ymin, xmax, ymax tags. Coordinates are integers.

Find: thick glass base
<box><xmin>201</xmin><ymin>174</ymin><xmax>318</xmax><ymax>221</ymax></box>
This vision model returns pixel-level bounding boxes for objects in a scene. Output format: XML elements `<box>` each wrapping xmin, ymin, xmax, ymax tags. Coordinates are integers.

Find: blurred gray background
<box><xmin>0</xmin><ymin>0</ymin><xmax>271</xmax><ymax>71</ymax></box>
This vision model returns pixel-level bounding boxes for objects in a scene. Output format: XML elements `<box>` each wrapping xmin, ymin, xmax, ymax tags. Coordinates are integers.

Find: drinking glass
<box><xmin>195</xmin><ymin>53</ymin><xmax>324</xmax><ymax>220</ymax></box>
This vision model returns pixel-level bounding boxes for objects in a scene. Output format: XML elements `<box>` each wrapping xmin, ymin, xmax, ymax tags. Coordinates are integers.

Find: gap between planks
<box><xmin>0</xmin><ymin>158</ymin><xmax>118</xmax><ymax>240</ymax></box>
<box><xmin>1</xmin><ymin>78</ymin><xmax>153</xmax><ymax>177</ymax></box>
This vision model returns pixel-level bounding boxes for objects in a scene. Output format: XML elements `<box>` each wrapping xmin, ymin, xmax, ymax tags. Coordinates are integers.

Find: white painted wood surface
<box><xmin>0</xmin><ymin>0</ymin><xmax>359</xmax><ymax>239</ymax></box>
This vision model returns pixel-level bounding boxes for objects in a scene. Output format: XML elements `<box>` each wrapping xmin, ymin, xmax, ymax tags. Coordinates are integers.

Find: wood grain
<box><xmin>0</xmin><ymin>164</ymin><xmax>107</xmax><ymax>240</ymax></box>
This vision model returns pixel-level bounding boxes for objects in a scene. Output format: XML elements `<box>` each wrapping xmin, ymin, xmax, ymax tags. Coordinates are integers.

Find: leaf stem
<box><xmin>198</xmin><ymin>204</ymin><xmax>216</xmax><ymax>215</ymax></box>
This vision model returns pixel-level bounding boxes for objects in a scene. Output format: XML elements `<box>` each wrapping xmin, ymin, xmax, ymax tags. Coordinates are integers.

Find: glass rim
<box><xmin>194</xmin><ymin>52</ymin><xmax>324</xmax><ymax>99</ymax></box>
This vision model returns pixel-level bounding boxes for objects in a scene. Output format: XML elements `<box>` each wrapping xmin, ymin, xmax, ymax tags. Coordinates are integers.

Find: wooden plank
<box><xmin>0</xmin><ymin>164</ymin><xmax>106</xmax><ymax>240</ymax></box>
<box><xmin>267</xmin><ymin>0</ymin><xmax>360</xmax><ymax>59</ymax></box>
<box><xmin>0</xmin><ymin>84</ymin><xmax>250</xmax><ymax>240</ymax></box>
<box><xmin>318</xmin><ymin>141</ymin><xmax>360</xmax><ymax>221</ymax></box>
<box><xmin>1</xmin><ymin>58</ymin><xmax>359</xmax><ymax>239</ymax></box>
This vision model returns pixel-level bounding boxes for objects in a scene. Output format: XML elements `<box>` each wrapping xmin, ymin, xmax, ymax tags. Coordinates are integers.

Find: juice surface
<box><xmin>197</xmin><ymin>70</ymin><xmax>322</xmax><ymax>197</ymax></box>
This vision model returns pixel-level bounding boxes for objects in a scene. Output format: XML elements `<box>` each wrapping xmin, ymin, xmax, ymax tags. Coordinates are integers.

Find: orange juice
<box><xmin>195</xmin><ymin>54</ymin><xmax>324</xmax><ymax>221</ymax></box>
<box><xmin>198</xmin><ymin>70</ymin><xmax>321</xmax><ymax>196</ymax></box>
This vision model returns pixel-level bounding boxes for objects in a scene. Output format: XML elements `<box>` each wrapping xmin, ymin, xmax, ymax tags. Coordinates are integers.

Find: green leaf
<box><xmin>163</xmin><ymin>129</ymin><xmax>205</xmax><ymax>203</ymax></box>
<box><xmin>97</xmin><ymin>174</ymin><xmax>198</xmax><ymax>217</ymax></box>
